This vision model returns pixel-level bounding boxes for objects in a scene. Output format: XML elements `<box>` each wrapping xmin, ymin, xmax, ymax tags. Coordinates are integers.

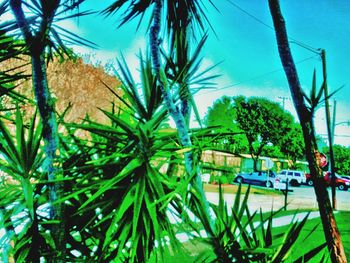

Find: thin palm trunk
<box><xmin>150</xmin><ymin>0</ymin><xmax>214</xmax><ymax>230</ymax></box>
<box><xmin>174</xmin><ymin>28</ymin><xmax>192</xmax><ymax>126</ymax></box>
<box><xmin>32</xmin><ymin>52</ymin><xmax>65</xmax><ymax>259</ymax></box>
<box><xmin>10</xmin><ymin>0</ymin><xmax>65</xmax><ymax>260</ymax></box>
<box><xmin>268</xmin><ymin>1</ymin><xmax>347</xmax><ymax>262</ymax></box>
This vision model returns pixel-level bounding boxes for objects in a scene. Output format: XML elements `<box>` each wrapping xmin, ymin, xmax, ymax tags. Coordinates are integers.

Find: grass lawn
<box><xmin>149</xmin><ymin>210</ymin><xmax>350</xmax><ymax>262</ymax></box>
<box><xmin>305</xmin><ymin>211</ymin><xmax>350</xmax><ymax>260</ymax></box>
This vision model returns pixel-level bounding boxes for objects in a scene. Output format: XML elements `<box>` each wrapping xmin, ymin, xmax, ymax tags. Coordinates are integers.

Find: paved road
<box><xmin>205</xmin><ymin>185</ymin><xmax>350</xmax><ymax>212</ymax></box>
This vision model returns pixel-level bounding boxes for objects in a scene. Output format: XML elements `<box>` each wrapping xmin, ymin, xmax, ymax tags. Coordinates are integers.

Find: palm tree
<box><xmin>268</xmin><ymin>0</ymin><xmax>347</xmax><ymax>262</ymax></box>
<box><xmin>7</xmin><ymin>0</ymin><xmax>93</xmax><ymax>259</ymax></box>
<box><xmin>58</xmin><ymin>54</ymin><xmax>189</xmax><ymax>262</ymax></box>
<box><xmin>103</xmin><ymin>0</ymin><xmax>217</xmax><ymax>231</ymax></box>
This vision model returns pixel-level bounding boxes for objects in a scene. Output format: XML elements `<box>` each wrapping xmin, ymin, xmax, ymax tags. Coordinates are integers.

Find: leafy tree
<box><xmin>233</xmin><ymin>95</ymin><xmax>294</xmax><ymax>170</ymax></box>
<box><xmin>261</xmin><ymin>144</ymin><xmax>283</xmax><ymax>159</ymax></box>
<box><xmin>205</xmin><ymin>96</ymin><xmax>236</xmax><ymax>129</ymax></box>
<box><xmin>204</xmin><ymin>95</ymin><xmax>304</xmax><ymax>166</ymax></box>
<box><xmin>323</xmin><ymin>145</ymin><xmax>350</xmax><ymax>175</ymax></box>
<box><xmin>279</xmin><ymin>123</ymin><xmax>305</xmax><ymax>166</ymax></box>
<box><xmin>268</xmin><ymin>0</ymin><xmax>347</xmax><ymax>261</ymax></box>
<box><xmin>204</xmin><ymin>96</ymin><xmax>248</xmax><ymax>153</ymax></box>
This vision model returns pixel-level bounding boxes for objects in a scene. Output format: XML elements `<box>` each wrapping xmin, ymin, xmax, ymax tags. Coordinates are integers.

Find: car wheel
<box><xmin>307</xmin><ymin>180</ymin><xmax>313</xmax><ymax>186</ymax></box>
<box><xmin>338</xmin><ymin>184</ymin><xmax>347</xmax><ymax>191</ymax></box>
<box><xmin>235</xmin><ymin>176</ymin><xmax>243</xmax><ymax>184</ymax></box>
<box><xmin>265</xmin><ymin>181</ymin><xmax>272</xmax><ymax>188</ymax></box>
<box><xmin>290</xmin><ymin>180</ymin><xmax>300</xmax><ymax>187</ymax></box>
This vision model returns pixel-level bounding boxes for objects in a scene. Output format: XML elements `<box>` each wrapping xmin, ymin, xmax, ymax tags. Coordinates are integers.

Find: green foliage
<box><xmin>0</xmin><ymin>3</ymin><xmax>30</xmax><ymax>102</ymax></box>
<box><xmin>204</xmin><ymin>96</ymin><xmax>236</xmax><ymax>129</ymax></box>
<box><xmin>204</xmin><ymin>96</ymin><xmax>248</xmax><ymax>153</ymax></box>
<box><xmin>165</xmin><ymin>33</ymin><xmax>221</xmax><ymax>126</ymax></box>
<box><xmin>234</xmin><ymin>96</ymin><xmax>305</xmax><ymax>169</ymax></box>
<box><xmin>190</xmin><ymin>184</ymin><xmax>327</xmax><ymax>262</ymax></box>
<box><xmin>0</xmin><ymin>107</ymin><xmax>58</xmax><ymax>261</ymax></box>
<box><xmin>302</xmin><ymin>70</ymin><xmax>342</xmax><ymax>116</ymax></box>
<box><xmin>9</xmin><ymin>0</ymin><xmax>95</xmax><ymax>61</ymax></box>
<box><xmin>102</xmin><ymin>0</ymin><xmax>215</xmax><ymax>37</ymax></box>
<box><xmin>56</xmin><ymin>55</ymin><xmax>190</xmax><ymax>262</ymax></box>
<box><xmin>278</xmin><ymin>123</ymin><xmax>305</xmax><ymax>164</ymax></box>
<box><xmin>204</xmin><ymin>95</ymin><xmax>304</xmax><ymax>167</ymax></box>
<box><xmin>233</xmin><ymin>96</ymin><xmax>294</xmax><ymax>152</ymax></box>
<box><xmin>323</xmin><ymin>144</ymin><xmax>350</xmax><ymax>175</ymax></box>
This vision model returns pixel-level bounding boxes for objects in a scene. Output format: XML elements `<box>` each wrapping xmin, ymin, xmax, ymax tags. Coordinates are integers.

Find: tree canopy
<box><xmin>323</xmin><ymin>144</ymin><xmax>350</xmax><ymax>175</ymax></box>
<box><xmin>205</xmin><ymin>95</ymin><xmax>305</xmax><ymax>170</ymax></box>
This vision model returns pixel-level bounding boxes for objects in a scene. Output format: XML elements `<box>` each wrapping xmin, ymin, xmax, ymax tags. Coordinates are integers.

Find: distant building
<box><xmin>200</xmin><ymin>150</ymin><xmax>308</xmax><ymax>182</ymax></box>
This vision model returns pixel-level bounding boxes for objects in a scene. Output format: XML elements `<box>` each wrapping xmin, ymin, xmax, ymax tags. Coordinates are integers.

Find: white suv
<box><xmin>275</xmin><ymin>170</ymin><xmax>306</xmax><ymax>187</ymax></box>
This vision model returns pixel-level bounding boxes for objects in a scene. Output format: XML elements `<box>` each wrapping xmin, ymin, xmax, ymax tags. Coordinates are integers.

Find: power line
<box><xmin>228</xmin><ymin>0</ymin><xmax>274</xmax><ymax>31</ymax></box>
<box><xmin>195</xmin><ymin>1</ymin><xmax>323</xmax><ymax>97</ymax></box>
<box><xmin>197</xmin><ymin>55</ymin><xmax>318</xmax><ymax>96</ymax></box>
<box><xmin>228</xmin><ymin>0</ymin><xmax>321</xmax><ymax>54</ymax></box>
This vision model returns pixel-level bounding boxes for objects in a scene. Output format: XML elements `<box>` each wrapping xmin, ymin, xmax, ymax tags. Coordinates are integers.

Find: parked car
<box><xmin>233</xmin><ymin>171</ymin><xmax>276</xmax><ymax>188</ymax></box>
<box><xmin>275</xmin><ymin>170</ymin><xmax>306</xmax><ymax>187</ymax></box>
<box><xmin>305</xmin><ymin>172</ymin><xmax>350</xmax><ymax>191</ymax></box>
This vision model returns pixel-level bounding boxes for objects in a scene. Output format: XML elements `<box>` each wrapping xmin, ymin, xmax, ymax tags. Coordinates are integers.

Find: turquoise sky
<box><xmin>69</xmin><ymin>0</ymin><xmax>350</xmax><ymax>146</ymax></box>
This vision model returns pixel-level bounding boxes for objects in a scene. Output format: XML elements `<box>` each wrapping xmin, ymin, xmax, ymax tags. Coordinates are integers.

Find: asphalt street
<box><xmin>205</xmin><ymin>185</ymin><xmax>350</xmax><ymax>212</ymax></box>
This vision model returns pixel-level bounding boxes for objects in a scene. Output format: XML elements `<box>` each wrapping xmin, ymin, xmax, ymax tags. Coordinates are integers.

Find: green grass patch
<box><xmin>149</xmin><ymin>210</ymin><xmax>350</xmax><ymax>262</ymax></box>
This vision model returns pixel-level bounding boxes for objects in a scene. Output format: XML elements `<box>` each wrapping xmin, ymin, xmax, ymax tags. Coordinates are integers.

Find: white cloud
<box><xmin>0</xmin><ymin>11</ymin><xmax>14</xmax><ymax>22</ymax></box>
<box><xmin>55</xmin><ymin>19</ymin><xmax>82</xmax><ymax>35</ymax></box>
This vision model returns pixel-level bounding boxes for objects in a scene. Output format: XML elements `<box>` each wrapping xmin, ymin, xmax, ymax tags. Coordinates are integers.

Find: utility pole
<box><xmin>321</xmin><ymin>49</ymin><xmax>337</xmax><ymax>210</ymax></box>
<box><xmin>278</xmin><ymin>96</ymin><xmax>289</xmax><ymax>110</ymax></box>
<box><xmin>332</xmin><ymin>100</ymin><xmax>336</xmax><ymax>147</ymax></box>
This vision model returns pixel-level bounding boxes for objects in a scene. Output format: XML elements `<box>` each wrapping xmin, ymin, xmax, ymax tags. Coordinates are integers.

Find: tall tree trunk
<box><xmin>268</xmin><ymin>1</ymin><xmax>347</xmax><ymax>262</ymax></box>
<box><xmin>150</xmin><ymin>0</ymin><xmax>214</xmax><ymax>231</ymax></box>
<box><xmin>10</xmin><ymin>0</ymin><xmax>65</xmax><ymax>260</ymax></box>
<box><xmin>32</xmin><ymin>52</ymin><xmax>65</xmax><ymax>260</ymax></box>
<box><xmin>175</xmin><ymin>29</ymin><xmax>192</xmax><ymax>127</ymax></box>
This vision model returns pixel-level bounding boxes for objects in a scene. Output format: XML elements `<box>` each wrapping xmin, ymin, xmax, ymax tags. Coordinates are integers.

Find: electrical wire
<box><xmin>227</xmin><ymin>0</ymin><xmax>321</xmax><ymax>54</ymax></box>
<box><xmin>197</xmin><ymin>54</ymin><xmax>318</xmax><ymax>96</ymax></box>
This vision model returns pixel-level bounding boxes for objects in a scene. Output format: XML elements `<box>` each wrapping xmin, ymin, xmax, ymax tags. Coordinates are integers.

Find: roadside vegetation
<box><xmin>0</xmin><ymin>0</ymin><xmax>348</xmax><ymax>262</ymax></box>
<box><xmin>147</xmin><ymin>209</ymin><xmax>350</xmax><ymax>263</ymax></box>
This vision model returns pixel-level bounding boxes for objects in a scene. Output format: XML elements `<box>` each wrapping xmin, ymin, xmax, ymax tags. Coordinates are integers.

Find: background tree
<box><xmin>204</xmin><ymin>96</ymin><xmax>248</xmax><ymax>152</ymax></box>
<box><xmin>323</xmin><ymin>145</ymin><xmax>350</xmax><ymax>175</ymax></box>
<box><xmin>205</xmin><ymin>96</ymin><xmax>236</xmax><ymax>129</ymax></box>
<box><xmin>279</xmin><ymin>123</ymin><xmax>305</xmax><ymax>168</ymax></box>
<box><xmin>1</xmin><ymin>55</ymin><xmax>121</xmax><ymax>123</ymax></box>
<box><xmin>204</xmin><ymin>95</ymin><xmax>304</xmax><ymax>166</ymax></box>
<box><xmin>233</xmin><ymin>95</ymin><xmax>294</xmax><ymax>170</ymax></box>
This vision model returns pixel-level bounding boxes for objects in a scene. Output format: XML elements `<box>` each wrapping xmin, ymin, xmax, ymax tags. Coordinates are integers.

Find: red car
<box><xmin>305</xmin><ymin>172</ymin><xmax>350</xmax><ymax>191</ymax></box>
